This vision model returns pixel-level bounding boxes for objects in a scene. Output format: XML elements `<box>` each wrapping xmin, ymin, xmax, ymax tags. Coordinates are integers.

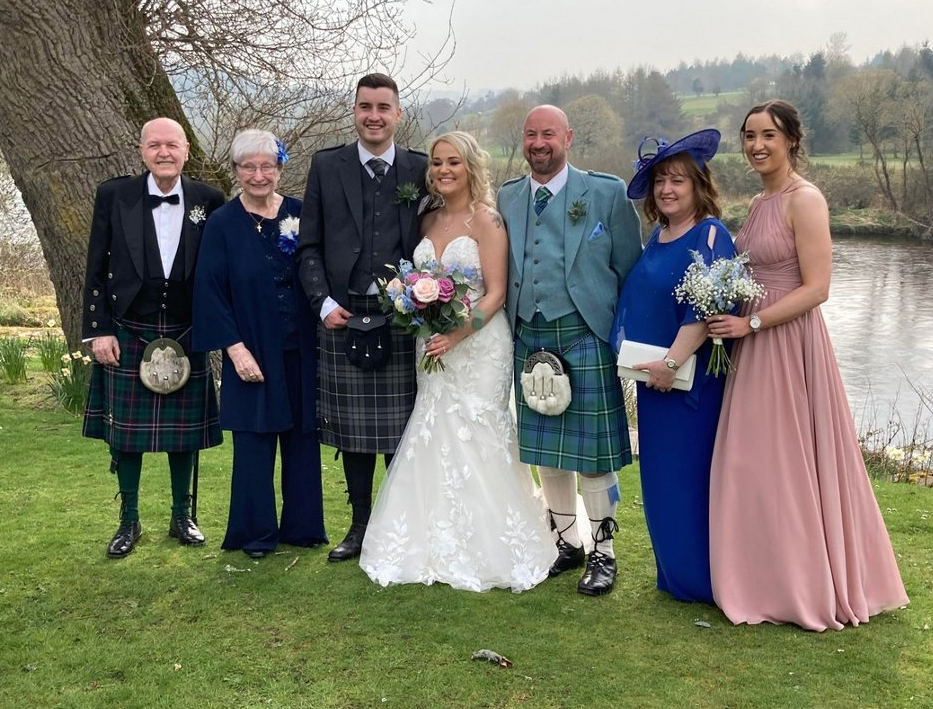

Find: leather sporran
<box><xmin>345</xmin><ymin>314</ymin><xmax>392</xmax><ymax>371</ymax></box>
<box><xmin>139</xmin><ymin>337</ymin><xmax>191</xmax><ymax>394</ymax></box>
<box><xmin>520</xmin><ymin>350</ymin><xmax>571</xmax><ymax>416</ymax></box>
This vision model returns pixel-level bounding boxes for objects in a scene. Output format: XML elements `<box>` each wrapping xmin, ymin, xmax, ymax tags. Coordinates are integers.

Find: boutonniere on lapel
<box><xmin>188</xmin><ymin>205</ymin><xmax>206</xmax><ymax>226</ymax></box>
<box><xmin>394</xmin><ymin>182</ymin><xmax>420</xmax><ymax>207</ymax></box>
<box><xmin>568</xmin><ymin>201</ymin><xmax>587</xmax><ymax>225</ymax></box>
<box><xmin>278</xmin><ymin>216</ymin><xmax>300</xmax><ymax>255</ymax></box>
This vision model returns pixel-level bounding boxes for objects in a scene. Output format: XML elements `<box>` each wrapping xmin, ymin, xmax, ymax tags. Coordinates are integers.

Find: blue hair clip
<box><xmin>632</xmin><ymin>136</ymin><xmax>669</xmax><ymax>172</ymax></box>
<box><xmin>275</xmin><ymin>139</ymin><xmax>289</xmax><ymax>165</ymax></box>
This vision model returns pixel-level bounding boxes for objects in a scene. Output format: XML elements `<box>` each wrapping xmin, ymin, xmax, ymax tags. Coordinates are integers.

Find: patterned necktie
<box><xmin>533</xmin><ymin>186</ymin><xmax>552</xmax><ymax>216</ymax></box>
<box><xmin>367</xmin><ymin>157</ymin><xmax>388</xmax><ymax>182</ymax></box>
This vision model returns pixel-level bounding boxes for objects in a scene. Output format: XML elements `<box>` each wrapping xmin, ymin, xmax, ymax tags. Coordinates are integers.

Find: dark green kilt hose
<box><xmin>317</xmin><ymin>294</ymin><xmax>416</xmax><ymax>454</ymax></box>
<box><xmin>83</xmin><ymin>315</ymin><xmax>222</xmax><ymax>453</ymax></box>
<box><xmin>513</xmin><ymin>311</ymin><xmax>631</xmax><ymax>474</ymax></box>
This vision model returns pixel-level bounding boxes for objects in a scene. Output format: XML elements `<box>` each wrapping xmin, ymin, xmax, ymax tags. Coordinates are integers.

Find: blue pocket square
<box><xmin>588</xmin><ymin>222</ymin><xmax>605</xmax><ymax>240</ymax></box>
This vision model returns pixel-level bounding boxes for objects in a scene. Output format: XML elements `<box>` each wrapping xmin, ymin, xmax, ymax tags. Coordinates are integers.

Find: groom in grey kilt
<box><xmin>297</xmin><ymin>73</ymin><xmax>427</xmax><ymax>561</ymax></box>
<box><xmin>498</xmin><ymin>105</ymin><xmax>642</xmax><ymax>595</ymax></box>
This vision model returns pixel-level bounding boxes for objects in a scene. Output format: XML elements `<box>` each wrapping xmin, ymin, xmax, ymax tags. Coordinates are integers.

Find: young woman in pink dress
<box><xmin>706</xmin><ymin>100</ymin><xmax>908</xmax><ymax>631</ymax></box>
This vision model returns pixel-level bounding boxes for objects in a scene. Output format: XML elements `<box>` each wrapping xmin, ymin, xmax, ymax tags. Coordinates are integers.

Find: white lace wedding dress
<box><xmin>360</xmin><ymin>236</ymin><xmax>557</xmax><ymax>592</ymax></box>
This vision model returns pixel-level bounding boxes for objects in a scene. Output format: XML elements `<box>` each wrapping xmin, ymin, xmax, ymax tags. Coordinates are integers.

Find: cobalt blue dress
<box><xmin>609</xmin><ymin>217</ymin><xmax>735</xmax><ymax>603</ymax></box>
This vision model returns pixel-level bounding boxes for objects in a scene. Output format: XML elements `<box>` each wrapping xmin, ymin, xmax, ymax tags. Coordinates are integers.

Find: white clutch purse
<box><xmin>617</xmin><ymin>340</ymin><xmax>697</xmax><ymax>392</ymax></box>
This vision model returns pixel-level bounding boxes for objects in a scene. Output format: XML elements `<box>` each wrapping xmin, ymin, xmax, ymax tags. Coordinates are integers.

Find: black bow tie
<box><xmin>148</xmin><ymin>193</ymin><xmax>180</xmax><ymax>208</ymax></box>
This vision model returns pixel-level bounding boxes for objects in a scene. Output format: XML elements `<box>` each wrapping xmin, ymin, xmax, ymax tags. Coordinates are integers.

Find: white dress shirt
<box><xmin>147</xmin><ymin>173</ymin><xmax>185</xmax><ymax>278</ymax></box>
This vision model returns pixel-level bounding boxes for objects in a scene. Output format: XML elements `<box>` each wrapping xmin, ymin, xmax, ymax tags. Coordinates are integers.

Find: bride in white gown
<box><xmin>360</xmin><ymin>132</ymin><xmax>557</xmax><ymax>592</ymax></box>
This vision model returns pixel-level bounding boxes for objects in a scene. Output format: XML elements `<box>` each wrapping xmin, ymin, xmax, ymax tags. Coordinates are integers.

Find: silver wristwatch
<box><xmin>663</xmin><ymin>356</ymin><xmax>680</xmax><ymax>371</ymax></box>
<box><xmin>749</xmin><ymin>313</ymin><xmax>762</xmax><ymax>333</ymax></box>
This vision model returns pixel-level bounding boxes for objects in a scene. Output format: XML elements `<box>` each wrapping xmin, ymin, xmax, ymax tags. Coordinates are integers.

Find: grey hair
<box><xmin>229</xmin><ymin>129</ymin><xmax>280</xmax><ymax>169</ymax></box>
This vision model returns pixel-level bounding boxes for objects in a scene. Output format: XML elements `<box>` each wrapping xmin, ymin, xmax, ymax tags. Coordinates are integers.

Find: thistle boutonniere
<box><xmin>278</xmin><ymin>215</ymin><xmax>300</xmax><ymax>255</ymax></box>
<box><xmin>568</xmin><ymin>201</ymin><xmax>587</xmax><ymax>225</ymax></box>
<box><xmin>394</xmin><ymin>182</ymin><xmax>420</xmax><ymax>207</ymax></box>
<box><xmin>188</xmin><ymin>205</ymin><xmax>206</xmax><ymax>226</ymax></box>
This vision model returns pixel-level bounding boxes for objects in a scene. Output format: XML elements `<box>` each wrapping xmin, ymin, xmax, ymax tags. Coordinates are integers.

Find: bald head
<box><xmin>522</xmin><ymin>104</ymin><xmax>573</xmax><ymax>182</ymax></box>
<box><xmin>139</xmin><ymin>117</ymin><xmax>189</xmax><ymax>192</ymax></box>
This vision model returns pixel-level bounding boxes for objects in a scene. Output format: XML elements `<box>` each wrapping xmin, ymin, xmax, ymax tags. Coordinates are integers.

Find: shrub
<box><xmin>0</xmin><ymin>335</ymin><xmax>29</xmax><ymax>383</ymax></box>
<box><xmin>33</xmin><ymin>329</ymin><xmax>67</xmax><ymax>374</ymax></box>
<box><xmin>47</xmin><ymin>350</ymin><xmax>92</xmax><ymax>415</ymax></box>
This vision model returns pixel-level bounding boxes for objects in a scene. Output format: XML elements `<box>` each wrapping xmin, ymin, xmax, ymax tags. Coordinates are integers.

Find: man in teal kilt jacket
<box><xmin>497</xmin><ymin>105</ymin><xmax>642</xmax><ymax>595</ymax></box>
<box><xmin>82</xmin><ymin>117</ymin><xmax>224</xmax><ymax>558</ymax></box>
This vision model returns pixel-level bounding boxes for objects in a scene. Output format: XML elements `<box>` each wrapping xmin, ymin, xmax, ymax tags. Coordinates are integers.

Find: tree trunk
<box><xmin>0</xmin><ymin>1</ymin><xmax>226</xmax><ymax>347</ymax></box>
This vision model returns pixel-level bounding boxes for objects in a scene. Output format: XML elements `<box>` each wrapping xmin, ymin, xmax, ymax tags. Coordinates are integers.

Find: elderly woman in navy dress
<box><xmin>194</xmin><ymin>129</ymin><xmax>326</xmax><ymax>558</ymax></box>
<box><xmin>610</xmin><ymin>129</ymin><xmax>734</xmax><ymax>603</ymax></box>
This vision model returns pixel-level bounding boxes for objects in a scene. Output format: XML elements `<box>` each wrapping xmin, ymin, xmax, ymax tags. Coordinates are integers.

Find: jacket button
<box><xmin>91</xmin><ymin>321</ymin><xmax>98</xmax><ymax>328</ymax></box>
<box><xmin>112</xmin><ymin>294</ymin><xmax>117</xmax><ymax>300</ymax></box>
<box><xmin>89</xmin><ymin>305</ymin><xmax>96</xmax><ymax>311</ymax></box>
<box><xmin>161</xmin><ymin>304</ymin><xmax>167</xmax><ymax>310</ymax></box>
<box><xmin>108</xmin><ymin>273</ymin><xmax>113</xmax><ymax>279</ymax></box>
<box><xmin>92</xmin><ymin>289</ymin><xmax>99</xmax><ymax>296</ymax></box>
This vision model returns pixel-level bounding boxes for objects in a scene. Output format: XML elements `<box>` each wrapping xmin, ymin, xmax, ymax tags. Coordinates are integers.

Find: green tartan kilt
<box><xmin>83</xmin><ymin>316</ymin><xmax>222</xmax><ymax>453</ymax></box>
<box><xmin>513</xmin><ymin>311</ymin><xmax>631</xmax><ymax>474</ymax></box>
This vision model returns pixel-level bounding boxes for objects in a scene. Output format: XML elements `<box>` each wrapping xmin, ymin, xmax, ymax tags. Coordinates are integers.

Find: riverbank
<box><xmin>722</xmin><ymin>204</ymin><xmax>922</xmax><ymax>238</ymax></box>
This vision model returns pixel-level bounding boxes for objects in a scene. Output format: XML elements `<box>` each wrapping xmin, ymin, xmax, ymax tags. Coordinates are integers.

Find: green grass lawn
<box><xmin>679</xmin><ymin>91</ymin><xmax>746</xmax><ymax>117</ymax></box>
<box><xmin>1</xmin><ymin>377</ymin><xmax>931</xmax><ymax>709</ymax></box>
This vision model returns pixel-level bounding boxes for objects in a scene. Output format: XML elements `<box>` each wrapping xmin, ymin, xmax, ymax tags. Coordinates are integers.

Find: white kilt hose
<box><xmin>317</xmin><ymin>294</ymin><xmax>416</xmax><ymax>453</ymax></box>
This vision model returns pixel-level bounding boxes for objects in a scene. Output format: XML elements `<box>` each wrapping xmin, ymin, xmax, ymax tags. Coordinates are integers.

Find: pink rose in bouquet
<box><xmin>411</xmin><ymin>277</ymin><xmax>440</xmax><ymax>307</ymax></box>
<box><xmin>436</xmin><ymin>277</ymin><xmax>455</xmax><ymax>303</ymax></box>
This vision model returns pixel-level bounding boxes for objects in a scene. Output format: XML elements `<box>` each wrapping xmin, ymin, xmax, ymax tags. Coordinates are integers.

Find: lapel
<box><xmin>180</xmin><ymin>175</ymin><xmax>201</xmax><ymax>279</ymax></box>
<box><xmin>117</xmin><ymin>173</ymin><xmax>150</xmax><ymax>280</ymax></box>
<box><xmin>504</xmin><ymin>177</ymin><xmax>531</xmax><ymax>270</ymax></box>
<box><xmin>337</xmin><ymin>143</ymin><xmax>364</xmax><ymax>239</ymax></box>
<box><xmin>562</xmin><ymin>166</ymin><xmax>591</xmax><ymax>275</ymax></box>
<box><xmin>394</xmin><ymin>147</ymin><xmax>418</xmax><ymax>242</ymax></box>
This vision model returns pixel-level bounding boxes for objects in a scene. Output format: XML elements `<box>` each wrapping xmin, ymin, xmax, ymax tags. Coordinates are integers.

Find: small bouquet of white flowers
<box><xmin>674</xmin><ymin>250</ymin><xmax>766</xmax><ymax>376</ymax></box>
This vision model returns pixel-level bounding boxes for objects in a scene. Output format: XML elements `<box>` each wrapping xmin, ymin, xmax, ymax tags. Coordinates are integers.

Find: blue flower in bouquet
<box><xmin>674</xmin><ymin>250</ymin><xmax>766</xmax><ymax>376</ymax></box>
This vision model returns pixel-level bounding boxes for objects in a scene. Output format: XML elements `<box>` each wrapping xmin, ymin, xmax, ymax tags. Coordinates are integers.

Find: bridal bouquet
<box><xmin>673</xmin><ymin>250</ymin><xmax>766</xmax><ymax>376</ymax></box>
<box><xmin>377</xmin><ymin>258</ymin><xmax>474</xmax><ymax>372</ymax></box>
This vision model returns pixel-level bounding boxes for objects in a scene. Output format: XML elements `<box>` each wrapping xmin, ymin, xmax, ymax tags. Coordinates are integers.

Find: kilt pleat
<box><xmin>83</xmin><ymin>315</ymin><xmax>222</xmax><ymax>453</ymax></box>
<box><xmin>317</xmin><ymin>295</ymin><xmax>416</xmax><ymax>453</ymax></box>
<box><xmin>514</xmin><ymin>312</ymin><xmax>631</xmax><ymax>473</ymax></box>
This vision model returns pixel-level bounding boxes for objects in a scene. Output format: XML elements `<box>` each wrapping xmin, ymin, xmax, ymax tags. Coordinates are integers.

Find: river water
<box><xmin>823</xmin><ymin>236</ymin><xmax>933</xmax><ymax>446</ymax></box>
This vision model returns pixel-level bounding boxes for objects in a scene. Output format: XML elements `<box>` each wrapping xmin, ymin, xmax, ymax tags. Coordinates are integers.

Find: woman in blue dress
<box><xmin>609</xmin><ymin>130</ymin><xmax>734</xmax><ymax>603</ymax></box>
<box><xmin>193</xmin><ymin>130</ymin><xmax>326</xmax><ymax>558</ymax></box>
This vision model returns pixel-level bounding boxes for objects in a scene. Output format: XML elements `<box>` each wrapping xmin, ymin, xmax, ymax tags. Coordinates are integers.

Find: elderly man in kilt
<box><xmin>83</xmin><ymin>117</ymin><xmax>224</xmax><ymax>559</ymax></box>
<box><xmin>297</xmin><ymin>73</ymin><xmax>427</xmax><ymax>562</ymax></box>
<box><xmin>497</xmin><ymin>105</ymin><xmax>642</xmax><ymax>595</ymax></box>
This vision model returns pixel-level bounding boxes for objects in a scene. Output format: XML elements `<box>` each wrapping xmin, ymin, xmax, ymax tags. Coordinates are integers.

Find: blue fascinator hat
<box><xmin>627</xmin><ymin>128</ymin><xmax>721</xmax><ymax>200</ymax></box>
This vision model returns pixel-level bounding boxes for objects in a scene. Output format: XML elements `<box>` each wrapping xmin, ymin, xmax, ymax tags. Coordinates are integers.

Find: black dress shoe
<box><xmin>577</xmin><ymin>550</ymin><xmax>617</xmax><ymax>596</ymax></box>
<box><xmin>107</xmin><ymin>521</ymin><xmax>142</xmax><ymax>558</ymax></box>
<box><xmin>169</xmin><ymin>515</ymin><xmax>205</xmax><ymax>546</ymax></box>
<box><xmin>548</xmin><ymin>538</ymin><xmax>585</xmax><ymax>577</ymax></box>
<box><xmin>327</xmin><ymin>523</ymin><xmax>367</xmax><ymax>562</ymax></box>
<box><xmin>243</xmin><ymin>548</ymin><xmax>267</xmax><ymax>559</ymax></box>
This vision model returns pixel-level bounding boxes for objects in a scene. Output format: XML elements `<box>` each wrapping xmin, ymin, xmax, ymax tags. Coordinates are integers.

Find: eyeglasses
<box><xmin>237</xmin><ymin>163</ymin><xmax>278</xmax><ymax>174</ymax></box>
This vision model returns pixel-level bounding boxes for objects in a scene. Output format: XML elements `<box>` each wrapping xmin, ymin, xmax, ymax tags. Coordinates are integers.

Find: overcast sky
<box><xmin>403</xmin><ymin>0</ymin><xmax>931</xmax><ymax>94</ymax></box>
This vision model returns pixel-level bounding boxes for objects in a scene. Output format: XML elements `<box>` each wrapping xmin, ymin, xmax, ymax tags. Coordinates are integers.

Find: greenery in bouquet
<box><xmin>674</xmin><ymin>250</ymin><xmax>766</xmax><ymax>376</ymax></box>
<box><xmin>377</xmin><ymin>258</ymin><xmax>475</xmax><ymax>372</ymax></box>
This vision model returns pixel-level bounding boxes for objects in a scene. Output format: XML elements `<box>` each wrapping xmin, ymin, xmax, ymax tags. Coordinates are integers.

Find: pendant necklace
<box><xmin>249</xmin><ymin>212</ymin><xmax>265</xmax><ymax>232</ymax></box>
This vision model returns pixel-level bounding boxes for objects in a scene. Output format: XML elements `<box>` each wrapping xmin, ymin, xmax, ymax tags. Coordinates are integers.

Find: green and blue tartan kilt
<box><xmin>83</xmin><ymin>316</ymin><xmax>222</xmax><ymax>453</ymax></box>
<box><xmin>317</xmin><ymin>295</ymin><xmax>416</xmax><ymax>454</ymax></box>
<box><xmin>514</xmin><ymin>311</ymin><xmax>631</xmax><ymax>474</ymax></box>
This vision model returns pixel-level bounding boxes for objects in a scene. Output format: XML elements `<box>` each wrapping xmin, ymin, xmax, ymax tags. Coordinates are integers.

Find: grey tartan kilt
<box><xmin>513</xmin><ymin>311</ymin><xmax>631</xmax><ymax>474</ymax></box>
<box><xmin>317</xmin><ymin>296</ymin><xmax>416</xmax><ymax>453</ymax></box>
